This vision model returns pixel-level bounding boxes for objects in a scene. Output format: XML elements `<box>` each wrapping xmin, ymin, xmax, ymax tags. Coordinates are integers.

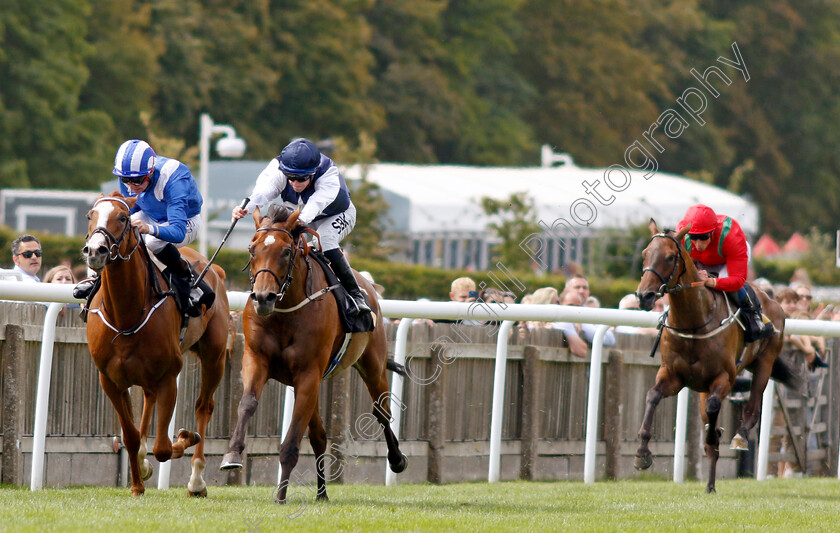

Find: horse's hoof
<box><xmin>634</xmin><ymin>454</ymin><xmax>653</xmax><ymax>470</ymax></box>
<box><xmin>316</xmin><ymin>493</ymin><xmax>329</xmax><ymax>502</ymax></box>
<box><xmin>705</xmin><ymin>485</ymin><xmax>716</xmax><ymax>494</ymax></box>
<box><xmin>389</xmin><ymin>454</ymin><xmax>407</xmax><ymax>474</ymax></box>
<box><xmin>177</xmin><ymin>428</ymin><xmax>201</xmax><ymax>446</ymax></box>
<box><xmin>188</xmin><ymin>488</ymin><xmax>208</xmax><ymax>498</ymax></box>
<box><xmin>220</xmin><ymin>452</ymin><xmax>243</xmax><ymax>471</ymax></box>
<box><xmin>141</xmin><ymin>461</ymin><xmax>154</xmax><ymax>481</ymax></box>
<box><xmin>730</xmin><ymin>434</ymin><xmax>749</xmax><ymax>451</ymax></box>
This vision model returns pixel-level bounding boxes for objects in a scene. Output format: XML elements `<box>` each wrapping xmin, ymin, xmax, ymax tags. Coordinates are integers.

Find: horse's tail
<box><xmin>771</xmin><ymin>355</ymin><xmax>805</xmax><ymax>392</ymax></box>
<box><xmin>386</xmin><ymin>359</ymin><xmax>406</xmax><ymax>376</ymax></box>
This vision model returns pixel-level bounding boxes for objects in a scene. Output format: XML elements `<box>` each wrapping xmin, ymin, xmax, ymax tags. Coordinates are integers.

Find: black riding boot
<box><xmin>155</xmin><ymin>244</ymin><xmax>211</xmax><ymax>318</ymax></box>
<box><xmin>734</xmin><ymin>289</ymin><xmax>775</xmax><ymax>343</ymax></box>
<box><xmin>73</xmin><ymin>275</ymin><xmax>98</xmax><ymax>300</ymax></box>
<box><xmin>323</xmin><ymin>248</ymin><xmax>371</xmax><ymax>317</ymax></box>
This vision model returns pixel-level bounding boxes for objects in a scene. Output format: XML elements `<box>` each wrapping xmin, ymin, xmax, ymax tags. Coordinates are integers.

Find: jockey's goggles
<box><xmin>284</xmin><ymin>171</ymin><xmax>315</xmax><ymax>183</ymax></box>
<box><xmin>688</xmin><ymin>232</ymin><xmax>712</xmax><ymax>241</ymax></box>
<box><xmin>119</xmin><ymin>172</ymin><xmax>151</xmax><ymax>185</ymax></box>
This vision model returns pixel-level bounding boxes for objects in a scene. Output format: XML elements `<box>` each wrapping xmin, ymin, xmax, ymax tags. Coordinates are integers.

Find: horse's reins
<box><xmin>86</xmin><ymin>197</ymin><xmax>171</xmax><ymax>340</ymax></box>
<box><xmin>249</xmin><ymin>227</ymin><xmax>339</xmax><ymax>312</ymax></box>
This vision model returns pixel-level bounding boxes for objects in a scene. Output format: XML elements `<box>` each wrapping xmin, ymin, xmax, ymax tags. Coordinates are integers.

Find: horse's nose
<box><xmin>82</xmin><ymin>244</ymin><xmax>108</xmax><ymax>257</ymax></box>
<box><xmin>637</xmin><ymin>291</ymin><xmax>657</xmax><ymax>311</ymax></box>
<box><xmin>250</xmin><ymin>291</ymin><xmax>277</xmax><ymax>316</ymax></box>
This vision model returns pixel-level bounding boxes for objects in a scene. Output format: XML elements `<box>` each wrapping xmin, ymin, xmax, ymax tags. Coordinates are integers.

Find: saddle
<box><xmin>310</xmin><ymin>251</ymin><xmax>375</xmax><ymax>334</ymax></box>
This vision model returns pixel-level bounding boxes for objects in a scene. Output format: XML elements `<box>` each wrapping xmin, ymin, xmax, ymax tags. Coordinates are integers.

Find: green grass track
<box><xmin>0</xmin><ymin>478</ymin><xmax>837</xmax><ymax>532</ymax></box>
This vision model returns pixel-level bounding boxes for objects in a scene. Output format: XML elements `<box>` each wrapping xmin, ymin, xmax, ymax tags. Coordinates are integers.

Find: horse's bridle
<box><xmin>641</xmin><ymin>233</ymin><xmax>691</xmax><ymax>298</ymax></box>
<box><xmin>249</xmin><ymin>227</ymin><xmax>301</xmax><ymax>301</ymax></box>
<box><xmin>89</xmin><ymin>197</ymin><xmax>141</xmax><ymax>263</ymax></box>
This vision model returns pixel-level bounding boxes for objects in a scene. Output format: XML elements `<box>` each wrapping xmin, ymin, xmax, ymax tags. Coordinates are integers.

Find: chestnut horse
<box><xmin>634</xmin><ymin>220</ymin><xmax>798</xmax><ymax>493</ymax></box>
<box><xmin>220</xmin><ymin>206</ymin><xmax>406</xmax><ymax>502</ymax></box>
<box><xmin>82</xmin><ymin>193</ymin><xmax>230</xmax><ymax>497</ymax></box>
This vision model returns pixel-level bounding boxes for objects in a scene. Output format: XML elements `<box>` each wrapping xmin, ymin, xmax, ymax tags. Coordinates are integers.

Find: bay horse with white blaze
<box><xmin>634</xmin><ymin>220</ymin><xmax>799</xmax><ymax>493</ymax></box>
<box><xmin>82</xmin><ymin>192</ymin><xmax>230</xmax><ymax>497</ymax></box>
<box><xmin>220</xmin><ymin>205</ymin><xmax>406</xmax><ymax>503</ymax></box>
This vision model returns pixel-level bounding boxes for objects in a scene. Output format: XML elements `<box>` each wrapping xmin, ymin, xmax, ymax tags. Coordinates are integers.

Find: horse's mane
<box><xmin>266</xmin><ymin>204</ymin><xmax>308</xmax><ymax>239</ymax></box>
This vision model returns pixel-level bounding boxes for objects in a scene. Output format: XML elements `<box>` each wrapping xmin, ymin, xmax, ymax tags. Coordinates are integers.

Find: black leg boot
<box><xmin>734</xmin><ymin>290</ymin><xmax>775</xmax><ymax>343</ymax></box>
<box><xmin>323</xmin><ymin>248</ymin><xmax>371</xmax><ymax>317</ymax></box>
<box><xmin>73</xmin><ymin>274</ymin><xmax>99</xmax><ymax>300</ymax></box>
<box><xmin>155</xmin><ymin>243</ymin><xmax>199</xmax><ymax>317</ymax></box>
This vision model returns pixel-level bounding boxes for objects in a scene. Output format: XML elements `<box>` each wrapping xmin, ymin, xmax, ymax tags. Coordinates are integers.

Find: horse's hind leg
<box><xmin>733</xmin><ymin>351</ymin><xmax>777</xmax><ymax>450</ymax></box>
<box><xmin>137</xmin><ymin>390</ymin><xmax>156</xmax><ymax>481</ymax></box>
<box><xmin>188</xmin><ymin>342</ymin><xmax>226</xmax><ymax>497</ymax></box>
<box><xmin>221</xmin><ymin>349</ymin><xmax>269</xmax><ymax>470</ymax></box>
<box><xmin>357</xmin><ymin>364</ymin><xmax>407</xmax><ymax>473</ymax></box>
<box><xmin>635</xmin><ymin>368</ymin><xmax>682</xmax><ymax>470</ymax></box>
<box><xmin>99</xmin><ymin>375</ymin><xmax>144</xmax><ymax>496</ymax></box>
<box><xmin>308</xmin><ymin>409</ymin><xmax>329</xmax><ymax>501</ymax></box>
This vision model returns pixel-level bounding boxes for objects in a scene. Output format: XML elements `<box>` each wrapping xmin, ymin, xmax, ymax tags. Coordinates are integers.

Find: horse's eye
<box><xmin>666</xmin><ymin>253</ymin><xmax>676</xmax><ymax>262</ymax></box>
<box><xmin>86</xmin><ymin>213</ymin><xmax>91</xmax><ymax>220</ymax></box>
<box><xmin>282</xmin><ymin>248</ymin><xmax>292</xmax><ymax>258</ymax></box>
<box><xmin>119</xmin><ymin>214</ymin><xmax>127</xmax><ymax>222</ymax></box>
<box><xmin>248</xmin><ymin>244</ymin><xmax>255</xmax><ymax>256</ymax></box>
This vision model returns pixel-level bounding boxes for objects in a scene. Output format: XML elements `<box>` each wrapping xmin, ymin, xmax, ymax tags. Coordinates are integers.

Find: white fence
<box><xmin>1</xmin><ymin>280</ymin><xmax>839</xmax><ymax>490</ymax></box>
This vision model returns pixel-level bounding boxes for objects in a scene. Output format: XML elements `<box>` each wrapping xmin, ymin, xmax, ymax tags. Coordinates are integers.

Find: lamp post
<box><xmin>198</xmin><ymin>113</ymin><xmax>247</xmax><ymax>258</ymax></box>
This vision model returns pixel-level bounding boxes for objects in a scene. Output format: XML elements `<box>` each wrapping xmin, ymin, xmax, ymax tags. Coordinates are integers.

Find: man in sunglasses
<box><xmin>677</xmin><ymin>203</ymin><xmax>774</xmax><ymax>343</ymax></box>
<box><xmin>9</xmin><ymin>234</ymin><xmax>43</xmax><ymax>282</ymax></box>
<box><xmin>74</xmin><ymin>140</ymin><xmax>214</xmax><ymax>317</ymax></box>
<box><xmin>232</xmin><ymin>138</ymin><xmax>370</xmax><ymax>316</ymax></box>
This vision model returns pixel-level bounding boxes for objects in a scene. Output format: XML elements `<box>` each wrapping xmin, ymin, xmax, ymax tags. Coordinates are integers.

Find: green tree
<box><xmin>0</xmin><ymin>0</ymin><xmax>113</xmax><ymax>189</ymax></box>
<box><xmin>480</xmin><ymin>192</ymin><xmax>540</xmax><ymax>272</ymax></box>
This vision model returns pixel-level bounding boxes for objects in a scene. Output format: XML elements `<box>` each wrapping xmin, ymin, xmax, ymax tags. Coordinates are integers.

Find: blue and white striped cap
<box><xmin>113</xmin><ymin>139</ymin><xmax>156</xmax><ymax>178</ymax></box>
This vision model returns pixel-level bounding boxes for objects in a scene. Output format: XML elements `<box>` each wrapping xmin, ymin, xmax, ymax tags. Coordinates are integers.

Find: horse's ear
<box><xmin>648</xmin><ymin>218</ymin><xmax>659</xmax><ymax>236</ymax></box>
<box><xmin>253</xmin><ymin>206</ymin><xmax>263</xmax><ymax>229</ymax></box>
<box><xmin>286</xmin><ymin>208</ymin><xmax>301</xmax><ymax>228</ymax></box>
<box><xmin>676</xmin><ymin>223</ymin><xmax>691</xmax><ymax>241</ymax></box>
<box><xmin>124</xmin><ymin>196</ymin><xmax>137</xmax><ymax>209</ymax></box>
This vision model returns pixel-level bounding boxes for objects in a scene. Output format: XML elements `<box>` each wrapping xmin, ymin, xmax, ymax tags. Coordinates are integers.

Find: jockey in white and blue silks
<box><xmin>74</xmin><ymin>139</ymin><xmax>214</xmax><ymax>317</ymax></box>
<box><xmin>232</xmin><ymin>138</ymin><xmax>370</xmax><ymax>316</ymax></box>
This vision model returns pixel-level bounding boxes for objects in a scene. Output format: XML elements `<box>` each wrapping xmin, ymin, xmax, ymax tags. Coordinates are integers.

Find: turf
<box><xmin>0</xmin><ymin>478</ymin><xmax>837</xmax><ymax>532</ymax></box>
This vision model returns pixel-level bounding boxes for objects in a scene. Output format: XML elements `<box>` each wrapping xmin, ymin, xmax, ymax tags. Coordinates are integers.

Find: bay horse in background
<box><xmin>634</xmin><ymin>220</ymin><xmax>800</xmax><ymax>493</ymax></box>
<box><xmin>82</xmin><ymin>192</ymin><xmax>230</xmax><ymax>497</ymax></box>
<box><xmin>220</xmin><ymin>205</ymin><xmax>406</xmax><ymax>503</ymax></box>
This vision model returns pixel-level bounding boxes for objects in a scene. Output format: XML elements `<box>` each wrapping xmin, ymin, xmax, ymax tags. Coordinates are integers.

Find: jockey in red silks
<box><xmin>677</xmin><ymin>204</ymin><xmax>775</xmax><ymax>343</ymax></box>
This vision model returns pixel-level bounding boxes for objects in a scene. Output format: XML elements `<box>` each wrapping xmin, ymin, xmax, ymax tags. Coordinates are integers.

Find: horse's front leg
<box><xmin>99</xmin><ymin>374</ymin><xmax>143</xmax><ymax>496</ymax></box>
<box><xmin>276</xmin><ymin>372</ymin><xmax>321</xmax><ymax>505</ymax></box>
<box><xmin>635</xmin><ymin>367</ymin><xmax>682</xmax><ymax>470</ymax></box>
<box><xmin>702</xmin><ymin>375</ymin><xmax>732</xmax><ymax>494</ymax></box>
<box><xmin>221</xmin><ymin>352</ymin><xmax>269</xmax><ymax>471</ymax></box>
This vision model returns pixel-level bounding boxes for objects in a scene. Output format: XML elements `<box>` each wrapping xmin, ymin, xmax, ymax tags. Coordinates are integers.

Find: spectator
<box><xmin>45</xmin><ymin>265</ymin><xmax>80</xmax><ymax>314</ymax></box>
<box><xmin>524</xmin><ymin>287</ymin><xmax>559</xmax><ymax>330</ymax></box>
<box><xmin>44</xmin><ymin>265</ymin><xmax>75</xmax><ymax>284</ymax></box>
<box><xmin>550</xmin><ymin>290</ymin><xmax>589</xmax><ymax>358</ymax></box>
<box><xmin>564</xmin><ymin>274</ymin><xmax>590</xmax><ymax>303</ymax></box>
<box><xmin>449</xmin><ymin>276</ymin><xmax>477</xmax><ymax>303</ymax></box>
<box><xmin>794</xmin><ymin>285</ymin><xmax>813</xmax><ymax>316</ymax></box>
<box><xmin>615</xmin><ymin>293</ymin><xmax>659</xmax><ymax>336</ymax></box>
<box><xmin>584</xmin><ymin>296</ymin><xmax>601</xmax><ymax>308</ymax></box>
<box><xmin>9</xmin><ymin>234</ymin><xmax>42</xmax><ymax>283</ymax></box>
